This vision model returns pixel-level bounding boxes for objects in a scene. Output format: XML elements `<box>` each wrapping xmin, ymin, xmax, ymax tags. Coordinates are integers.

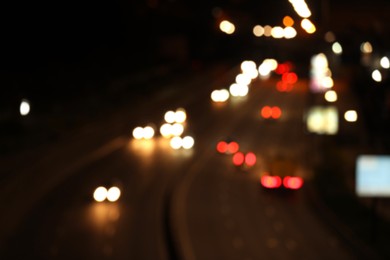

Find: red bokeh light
<box><xmin>282</xmin><ymin>72</ymin><xmax>298</xmax><ymax>84</ymax></box>
<box><xmin>228</xmin><ymin>142</ymin><xmax>239</xmax><ymax>154</ymax></box>
<box><xmin>216</xmin><ymin>141</ymin><xmax>228</xmax><ymax>153</ymax></box>
<box><xmin>261</xmin><ymin>106</ymin><xmax>272</xmax><ymax>118</ymax></box>
<box><xmin>233</xmin><ymin>152</ymin><xmax>245</xmax><ymax>166</ymax></box>
<box><xmin>271</xmin><ymin>106</ymin><xmax>282</xmax><ymax>119</ymax></box>
<box><xmin>261</xmin><ymin>175</ymin><xmax>282</xmax><ymax>188</ymax></box>
<box><xmin>245</xmin><ymin>152</ymin><xmax>257</xmax><ymax>166</ymax></box>
<box><xmin>283</xmin><ymin>176</ymin><xmax>303</xmax><ymax>189</ymax></box>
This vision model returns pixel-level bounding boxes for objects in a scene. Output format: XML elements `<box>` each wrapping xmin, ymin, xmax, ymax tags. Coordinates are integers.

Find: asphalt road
<box><xmin>0</xmin><ymin>64</ymin><xmax>365</xmax><ymax>259</ymax></box>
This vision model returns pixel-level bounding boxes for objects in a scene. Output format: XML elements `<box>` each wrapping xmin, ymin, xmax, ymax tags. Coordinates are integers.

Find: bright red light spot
<box><xmin>282</xmin><ymin>72</ymin><xmax>298</xmax><ymax>84</ymax></box>
<box><xmin>228</xmin><ymin>142</ymin><xmax>239</xmax><ymax>154</ymax></box>
<box><xmin>271</xmin><ymin>106</ymin><xmax>282</xmax><ymax>119</ymax></box>
<box><xmin>261</xmin><ymin>106</ymin><xmax>272</xmax><ymax>118</ymax></box>
<box><xmin>275</xmin><ymin>64</ymin><xmax>290</xmax><ymax>75</ymax></box>
<box><xmin>232</xmin><ymin>152</ymin><xmax>245</xmax><ymax>166</ymax></box>
<box><xmin>245</xmin><ymin>152</ymin><xmax>256</xmax><ymax>166</ymax></box>
<box><xmin>283</xmin><ymin>176</ymin><xmax>303</xmax><ymax>189</ymax></box>
<box><xmin>217</xmin><ymin>141</ymin><xmax>228</xmax><ymax>153</ymax></box>
<box><xmin>261</xmin><ymin>175</ymin><xmax>282</xmax><ymax>188</ymax></box>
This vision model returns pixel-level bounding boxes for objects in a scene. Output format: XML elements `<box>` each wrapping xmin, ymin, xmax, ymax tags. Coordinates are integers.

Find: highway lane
<box><xmin>0</xmin><ymin>63</ymin><xmax>363</xmax><ymax>259</ymax></box>
<box><xmin>172</xmin><ymin>74</ymin><xmax>358</xmax><ymax>259</ymax></box>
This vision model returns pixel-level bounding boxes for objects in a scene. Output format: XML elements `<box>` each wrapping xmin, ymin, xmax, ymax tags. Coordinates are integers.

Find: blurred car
<box><xmin>260</xmin><ymin>157</ymin><xmax>304</xmax><ymax>190</ymax></box>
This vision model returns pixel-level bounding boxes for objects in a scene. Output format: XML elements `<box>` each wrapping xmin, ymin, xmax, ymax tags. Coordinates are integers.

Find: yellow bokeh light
<box><xmin>94</xmin><ymin>186</ymin><xmax>108</xmax><ymax>202</ymax></box>
<box><xmin>264</xmin><ymin>25</ymin><xmax>272</xmax><ymax>37</ymax></box>
<box><xmin>107</xmin><ymin>186</ymin><xmax>121</xmax><ymax>202</ymax></box>
<box><xmin>301</xmin><ymin>19</ymin><xmax>316</xmax><ymax>34</ymax></box>
<box><xmin>220</xmin><ymin>20</ymin><xmax>235</xmax><ymax>34</ymax></box>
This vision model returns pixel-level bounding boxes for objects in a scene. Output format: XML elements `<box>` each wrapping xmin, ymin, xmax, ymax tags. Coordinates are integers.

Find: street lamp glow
<box><xmin>220</xmin><ymin>20</ymin><xmax>235</xmax><ymax>34</ymax></box>
<box><xmin>372</xmin><ymin>70</ymin><xmax>382</xmax><ymax>82</ymax></box>
<box><xmin>324</xmin><ymin>90</ymin><xmax>337</xmax><ymax>102</ymax></box>
<box><xmin>20</xmin><ymin>99</ymin><xmax>30</xmax><ymax>116</ymax></box>
<box><xmin>182</xmin><ymin>136</ymin><xmax>195</xmax><ymax>149</ymax></box>
<box><xmin>380</xmin><ymin>56</ymin><xmax>390</xmax><ymax>69</ymax></box>
<box><xmin>253</xmin><ymin>25</ymin><xmax>264</xmax><ymax>37</ymax></box>
<box><xmin>360</xmin><ymin>42</ymin><xmax>373</xmax><ymax>54</ymax></box>
<box><xmin>93</xmin><ymin>187</ymin><xmax>108</xmax><ymax>202</ymax></box>
<box><xmin>107</xmin><ymin>186</ymin><xmax>121</xmax><ymax>202</ymax></box>
<box><xmin>332</xmin><ymin>42</ymin><xmax>343</xmax><ymax>55</ymax></box>
<box><xmin>344</xmin><ymin>110</ymin><xmax>358</xmax><ymax>122</ymax></box>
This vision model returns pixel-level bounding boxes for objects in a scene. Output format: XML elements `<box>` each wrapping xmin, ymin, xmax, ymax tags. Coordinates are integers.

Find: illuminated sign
<box><xmin>356</xmin><ymin>155</ymin><xmax>390</xmax><ymax>197</ymax></box>
<box><xmin>305</xmin><ymin>106</ymin><xmax>338</xmax><ymax>135</ymax></box>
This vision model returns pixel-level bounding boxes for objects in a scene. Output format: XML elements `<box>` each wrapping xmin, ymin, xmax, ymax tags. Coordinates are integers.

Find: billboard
<box><xmin>356</xmin><ymin>155</ymin><xmax>390</xmax><ymax>197</ymax></box>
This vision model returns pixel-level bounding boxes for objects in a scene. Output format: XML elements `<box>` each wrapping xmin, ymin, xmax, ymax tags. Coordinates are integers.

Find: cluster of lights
<box><xmin>131</xmin><ymin>108</ymin><xmax>194</xmax><ymax>149</ymax></box>
<box><xmin>216</xmin><ymin>140</ymin><xmax>257</xmax><ymax>169</ymax></box>
<box><xmin>310</xmin><ymin>53</ymin><xmax>334</xmax><ymax>93</ymax></box>
<box><xmin>360</xmin><ymin>41</ymin><xmax>390</xmax><ymax>83</ymax></box>
<box><xmin>93</xmin><ymin>186</ymin><xmax>121</xmax><ymax>202</ymax></box>
<box><xmin>211</xmin><ymin>60</ymin><xmax>258</xmax><ymax>103</ymax></box>
<box><xmin>161</xmin><ymin>108</ymin><xmax>194</xmax><ymax>150</ymax></box>
<box><xmin>253</xmin><ymin>25</ymin><xmax>297</xmax><ymax>39</ymax></box>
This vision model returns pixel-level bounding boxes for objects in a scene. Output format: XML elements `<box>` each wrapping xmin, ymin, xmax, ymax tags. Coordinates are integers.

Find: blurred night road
<box><xmin>1</xmin><ymin>0</ymin><xmax>390</xmax><ymax>260</ymax></box>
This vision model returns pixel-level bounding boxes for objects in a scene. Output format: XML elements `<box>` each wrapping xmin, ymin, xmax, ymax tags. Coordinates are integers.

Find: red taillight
<box><xmin>245</xmin><ymin>152</ymin><xmax>256</xmax><ymax>167</ymax></box>
<box><xmin>261</xmin><ymin>106</ymin><xmax>272</xmax><ymax>119</ymax></box>
<box><xmin>233</xmin><ymin>152</ymin><xmax>245</xmax><ymax>166</ymax></box>
<box><xmin>271</xmin><ymin>107</ymin><xmax>282</xmax><ymax>119</ymax></box>
<box><xmin>228</xmin><ymin>142</ymin><xmax>239</xmax><ymax>154</ymax></box>
<box><xmin>282</xmin><ymin>72</ymin><xmax>298</xmax><ymax>84</ymax></box>
<box><xmin>217</xmin><ymin>141</ymin><xmax>228</xmax><ymax>153</ymax></box>
<box><xmin>283</xmin><ymin>176</ymin><xmax>303</xmax><ymax>190</ymax></box>
<box><xmin>261</xmin><ymin>175</ymin><xmax>282</xmax><ymax>189</ymax></box>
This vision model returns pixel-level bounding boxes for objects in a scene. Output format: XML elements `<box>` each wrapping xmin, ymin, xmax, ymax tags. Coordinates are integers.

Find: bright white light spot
<box><xmin>271</xmin><ymin>26</ymin><xmax>284</xmax><ymax>38</ymax></box>
<box><xmin>175</xmin><ymin>109</ymin><xmax>187</xmax><ymax>123</ymax></box>
<box><xmin>380</xmin><ymin>56</ymin><xmax>390</xmax><ymax>69</ymax></box>
<box><xmin>344</xmin><ymin>110</ymin><xmax>358</xmax><ymax>122</ymax></box>
<box><xmin>235</xmin><ymin>73</ymin><xmax>251</xmax><ymax>85</ymax></box>
<box><xmin>20</xmin><ymin>99</ymin><xmax>30</xmax><ymax>116</ymax></box>
<box><xmin>322</xmin><ymin>76</ymin><xmax>334</xmax><ymax>88</ymax></box>
<box><xmin>324</xmin><ymin>90</ymin><xmax>337</xmax><ymax>102</ymax></box>
<box><xmin>332</xmin><ymin>42</ymin><xmax>343</xmax><ymax>55</ymax></box>
<box><xmin>229</xmin><ymin>83</ymin><xmax>248</xmax><ymax>97</ymax></box>
<box><xmin>143</xmin><ymin>126</ymin><xmax>155</xmax><ymax>139</ymax></box>
<box><xmin>132</xmin><ymin>127</ymin><xmax>144</xmax><ymax>140</ymax></box>
<box><xmin>253</xmin><ymin>25</ymin><xmax>264</xmax><ymax>37</ymax></box>
<box><xmin>107</xmin><ymin>186</ymin><xmax>121</xmax><ymax>202</ymax></box>
<box><xmin>171</xmin><ymin>123</ymin><xmax>184</xmax><ymax>136</ymax></box>
<box><xmin>164</xmin><ymin>111</ymin><xmax>176</xmax><ymax>123</ymax></box>
<box><xmin>284</xmin><ymin>27</ymin><xmax>297</xmax><ymax>39</ymax></box>
<box><xmin>160</xmin><ymin>123</ymin><xmax>172</xmax><ymax>138</ymax></box>
<box><xmin>211</xmin><ymin>89</ymin><xmax>230</xmax><ymax>102</ymax></box>
<box><xmin>241</xmin><ymin>60</ymin><xmax>257</xmax><ymax>72</ymax></box>
<box><xmin>301</xmin><ymin>18</ymin><xmax>316</xmax><ymax>34</ymax></box>
<box><xmin>360</xmin><ymin>42</ymin><xmax>373</xmax><ymax>54</ymax></box>
<box><xmin>182</xmin><ymin>136</ymin><xmax>195</xmax><ymax>149</ymax></box>
<box><xmin>372</xmin><ymin>70</ymin><xmax>382</xmax><ymax>82</ymax></box>
<box><xmin>94</xmin><ymin>186</ymin><xmax>108</xmax><ymax>202</ymax></box>
<box><xmin>220</xmin><ymin>20</ymin><xmax>235</xmax><ymax>34</ymax></box>
<box><xmin>170</xmin><ymin>136</ymin><xmax>183</xmax><ymax>149</ymax></box>
<box><xmin>264</xmin><ymin>59</ymin><xmax>278</xmax><ymax>71</ymax></box>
